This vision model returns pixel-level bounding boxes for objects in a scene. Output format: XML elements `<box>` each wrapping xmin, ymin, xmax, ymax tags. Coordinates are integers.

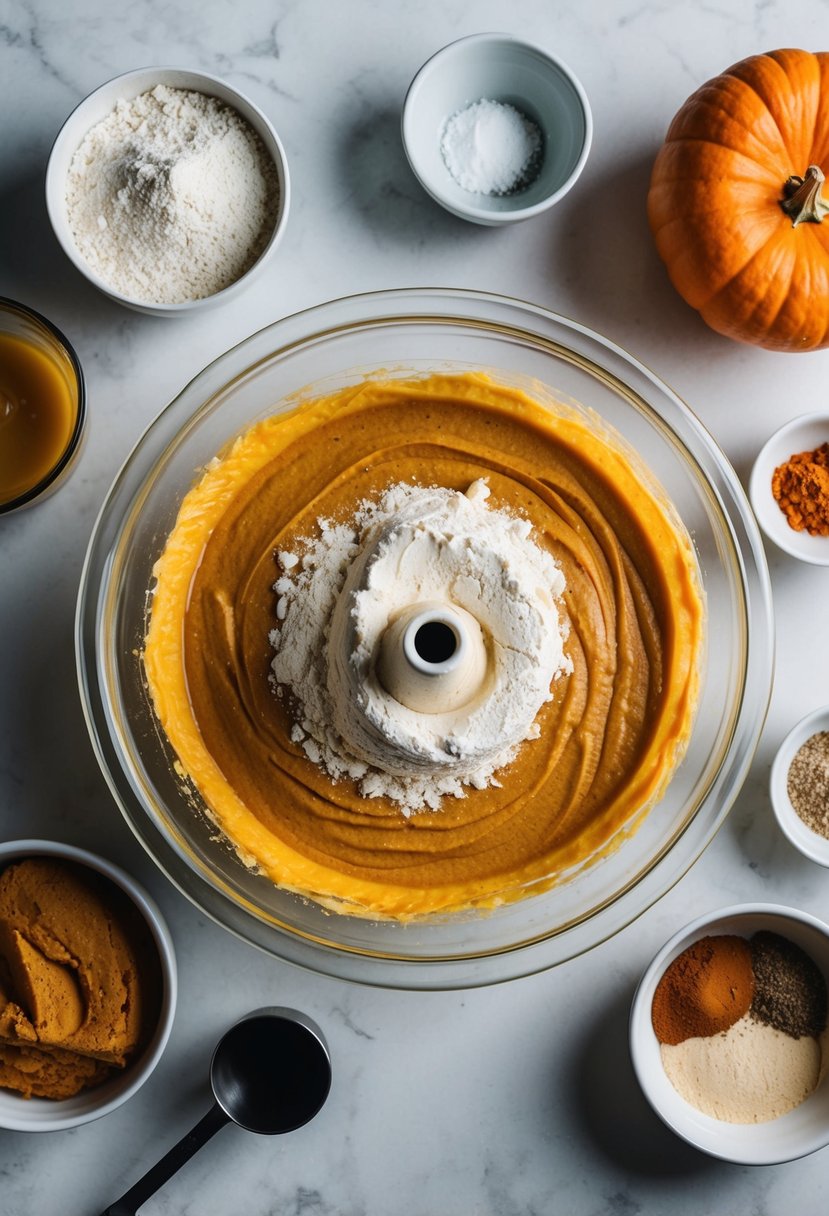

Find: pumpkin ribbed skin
<box><xmin>648</xmin><ymin>49</ymin><xmax>829</xmax><ymax>352</ymax></box>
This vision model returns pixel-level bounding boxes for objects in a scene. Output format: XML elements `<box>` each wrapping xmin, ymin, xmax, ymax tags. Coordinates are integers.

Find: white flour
<box><xmin>65</xmin><ymin>85</ymin><xmax>279</xmax><ymax>303</ymax></box>
<box><xmin>270</xmin><ymin>480</ymin><xmax>570</xmax><ymax>814</ymax></box>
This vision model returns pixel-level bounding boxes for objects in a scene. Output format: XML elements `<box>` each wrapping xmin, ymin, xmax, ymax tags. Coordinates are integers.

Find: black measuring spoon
<box><xmin>102</xmin><ymin>1006</ymin><xmax>331</xmax><ymax>1216</ymax></box>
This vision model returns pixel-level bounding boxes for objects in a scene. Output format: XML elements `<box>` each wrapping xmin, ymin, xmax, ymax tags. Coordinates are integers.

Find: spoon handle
<box><xmin>100</xmin><ymin>1102</ymin><xmax>230</xmax><ymax>1216</ymax></box>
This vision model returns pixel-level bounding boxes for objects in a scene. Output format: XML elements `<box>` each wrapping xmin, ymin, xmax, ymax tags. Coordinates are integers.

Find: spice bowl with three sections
<box><xmin>402</xmin><ymin>33</ymin><xmax>592</xmax><ymax>225</ymax></box>
<box><xmin>76</xmin><ymin>288</ymin><xmax>772</xmax><ymax>989</ymax></box>
<box><xmin>770</xmin><ymin>705</ymin><xmax>829</xmax><ymax>867</ymax></box>
<box><xmin>749</xmin><ymin>412</ymin><xmax>829</xmax><ymax>565</ymax></box>
<box><xmin>630</xmin><ymin>904</ymin><xmax>829</xmax><ymax>1164</ymax></box>
<box><xmin>45</xmin><ymin>66</ymin><xmax>290</xmax><ymax>317</ymax></box>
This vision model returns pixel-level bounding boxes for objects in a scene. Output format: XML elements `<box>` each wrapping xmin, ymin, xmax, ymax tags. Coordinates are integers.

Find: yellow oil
<box><xmin>0</xmin><ymin>331</ymin><xmax>78</xmax><ymax>506</ymax></box>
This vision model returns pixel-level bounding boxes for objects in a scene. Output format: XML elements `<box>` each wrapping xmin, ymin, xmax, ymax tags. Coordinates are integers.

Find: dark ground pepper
<box><xmin>750</xmin><ymin>931</ymin><xmax>827</xmax><ymax>1039</ymax></box>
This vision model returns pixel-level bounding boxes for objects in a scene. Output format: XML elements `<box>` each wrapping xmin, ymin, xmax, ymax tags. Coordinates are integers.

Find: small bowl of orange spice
<box><xmin>0</xmin><ymin>298</ymin><xmax>86</xmax><ymax>515</ymax></box>
<box><xmin>750</xmin><ymin>413</ymin><xmax>829</xmax><ymax>565</ymax></box>
<box><xmin>630</xmin><ymin>904</ymin><xmax>829</xmax><ymax>1164</ymax></box>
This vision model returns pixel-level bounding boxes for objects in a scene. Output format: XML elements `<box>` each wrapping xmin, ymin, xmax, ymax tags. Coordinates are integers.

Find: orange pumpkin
<box><xmin>648</xmin><ymin>49</ymin><xmax>829</xmax><ymax>352</ymax></box>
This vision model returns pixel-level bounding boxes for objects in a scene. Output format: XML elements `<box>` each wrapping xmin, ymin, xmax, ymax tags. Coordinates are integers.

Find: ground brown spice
<box><xmin>652</xmin><ymin>934</ymin><xmax>755</xmax><ymax>1046</ymax></box>
<box><xmin>750</xmin><ymin>931</ymin><xmax>827</xmax><ymax>1039</ymax></box>
<box><xmin>787</xmin><ymin>731</ymin><xmax>829</xmax><ymax>839</ymax></box>
<box><xmin>771</xmin><ymin>442</ymin><xmax>829</xmax><ymax>536</ymax></box>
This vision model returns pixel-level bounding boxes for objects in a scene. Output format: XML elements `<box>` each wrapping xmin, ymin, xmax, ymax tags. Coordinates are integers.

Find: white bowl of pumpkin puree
<box><xmin>0</xmin><ymin>839</ymin><xmax>176</xmax><ymax>1131</ymax></box>
<box><xmin>77</xmin><ymin>290</ymin><xmax>773</xmax><ymax>988</ymax></box>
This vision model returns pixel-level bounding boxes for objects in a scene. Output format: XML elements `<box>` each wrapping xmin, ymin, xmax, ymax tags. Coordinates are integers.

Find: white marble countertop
<box><xmin>2</xmin><ymin>0</ymin><xmax>829</xmax><ymax>1212</ymax></box>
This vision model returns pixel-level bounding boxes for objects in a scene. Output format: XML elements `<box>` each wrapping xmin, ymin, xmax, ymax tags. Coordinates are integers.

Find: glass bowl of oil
<box><xmin>0</xmin><ymin>297</ymin><xmax>86</xmax><ymax>514</ymax></box>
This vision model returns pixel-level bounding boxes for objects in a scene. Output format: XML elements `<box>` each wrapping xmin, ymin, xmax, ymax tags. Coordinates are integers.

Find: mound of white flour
<box><xmin>270</xmin><ymin>480</ymin><xmax>570</xmax><ymax>814</ymax></box>
<box><xmin>66</xmin><ymin>85</ymin><xmax>279</xmax><ymax>303</ymax></box>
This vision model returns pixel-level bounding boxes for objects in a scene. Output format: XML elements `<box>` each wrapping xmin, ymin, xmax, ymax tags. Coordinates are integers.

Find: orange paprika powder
<box><xmin>772</xmin><ymin>442</ymin><xmax>829</xmax><ymax>536</ymax></box>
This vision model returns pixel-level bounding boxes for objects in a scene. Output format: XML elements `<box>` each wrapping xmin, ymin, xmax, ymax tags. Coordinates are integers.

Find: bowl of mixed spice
<box><xmin>630</xmin><ymin>904</ymin><xmax>829</xmax><ymax>1164</ymax></box>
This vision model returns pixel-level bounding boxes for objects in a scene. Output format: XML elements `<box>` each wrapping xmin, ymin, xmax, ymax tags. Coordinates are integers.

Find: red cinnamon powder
<box><xmin>652</xmin><ymin>934</ymin><xmax>755</xmax><ymax>1046</ymax></box>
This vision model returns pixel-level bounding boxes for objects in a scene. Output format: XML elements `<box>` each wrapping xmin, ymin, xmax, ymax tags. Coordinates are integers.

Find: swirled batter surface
<box><xmin>144</xmin><ymin>374</ymin><xmax>703</xmax><ymax>917</ymax></box>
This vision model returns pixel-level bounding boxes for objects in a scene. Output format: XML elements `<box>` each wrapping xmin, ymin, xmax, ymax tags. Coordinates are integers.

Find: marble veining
<box><xmin>2</xmin><ymin>1</ymin><xmax>829</xmax><ymax>1213</ymax></box>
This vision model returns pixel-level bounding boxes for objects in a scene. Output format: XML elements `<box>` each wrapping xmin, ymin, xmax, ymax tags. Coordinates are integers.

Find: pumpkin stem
<box><xmin>780</xmin><ymin>164</ymin><xmax>829</xmax><ymax>227</ymax></box>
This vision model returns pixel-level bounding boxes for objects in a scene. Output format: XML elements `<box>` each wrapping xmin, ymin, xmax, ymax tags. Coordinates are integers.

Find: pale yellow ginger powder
<box><xmin>660</xmin><ymin>1015</ymin><xmax>823</xmax><ymax>1123</ymax></box>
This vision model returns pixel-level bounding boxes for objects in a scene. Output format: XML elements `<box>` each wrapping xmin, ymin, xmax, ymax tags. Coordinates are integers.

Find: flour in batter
<box><xmin>269</xmin><ymin>480</ymin><xmax>570</xmax><ymax>813</ymax></box>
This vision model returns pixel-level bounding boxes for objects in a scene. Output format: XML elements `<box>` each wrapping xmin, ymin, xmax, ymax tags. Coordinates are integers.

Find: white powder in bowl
<box><xmin>65</xmin><ymin>85</ymin><xmax>280</xmax><ymax>304</ymax></box>
<box><xmin>440</xmin><ymin>99</ymin><xmax>542</xmax><ymax>195</ymax></box>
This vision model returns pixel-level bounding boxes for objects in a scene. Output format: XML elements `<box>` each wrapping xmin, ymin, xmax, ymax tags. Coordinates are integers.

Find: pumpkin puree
<box><xmin>144</xmin><ymin>373</ymin><xmax>704</xmax><ymax>919</ymax></box>
<box><xmin>0</xmin><ymin>859</ymin><xmax>153</xmax><ymax>1098</ymax></box>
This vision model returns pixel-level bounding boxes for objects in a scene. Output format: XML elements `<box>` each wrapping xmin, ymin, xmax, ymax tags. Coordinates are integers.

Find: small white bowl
<box><xmin>630</xmin><ymin>904</ymin><xmax>829</xmax><ymax>1164</ymax></box>
<box><xmin>0</xmin><ymin>839</ymin><xmax>177</xmax><ymax>1132</ymax></box>
<box><xmin>770</xmin><ymin>705</ymin><xmax>829</xmax><ymax>866</ymax></box>
<box><xmin>45</xmin><ymin>67</ymin><xmax>290</xmax><ymax>316</ymax></box>
<box><xmin>402</xmin><ymin>33</ymin><xmax>592</xmax><ymax>226</ymax></box>
<box><xmin>749</xmin><ymin>413</ymin><xmax>829</xmax><ymax>565</ymax></box>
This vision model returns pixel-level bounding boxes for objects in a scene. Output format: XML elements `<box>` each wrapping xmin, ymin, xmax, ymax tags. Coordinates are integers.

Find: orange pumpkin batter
<box><xmin>144</xmin><ymin>373</ymin><xmax>703</xmax><ymax>918</ymax></box>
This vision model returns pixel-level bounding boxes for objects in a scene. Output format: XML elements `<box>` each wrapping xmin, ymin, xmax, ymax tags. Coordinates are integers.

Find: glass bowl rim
<box><xmin>75</xmin><ymin>287</ymin><xmax>775</xmax><ymax>989</ymax></box>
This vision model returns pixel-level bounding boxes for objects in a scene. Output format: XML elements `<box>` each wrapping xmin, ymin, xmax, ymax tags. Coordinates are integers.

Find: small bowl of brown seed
<box><xmin>771</xmin><ymin>704</ymin><xmax>829</xmax><ymax>866</ymax></box>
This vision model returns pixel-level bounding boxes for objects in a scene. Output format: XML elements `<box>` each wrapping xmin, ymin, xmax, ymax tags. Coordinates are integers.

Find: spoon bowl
<box><xmin>211</xmin><ymin>1008</ymin><xmax>331</xmax><ymax>1134</ymax></box>
<box><xmin>103</xmin><ymin>1008</ymin><xmax>330</xmax><ymax>1216</ymax></box>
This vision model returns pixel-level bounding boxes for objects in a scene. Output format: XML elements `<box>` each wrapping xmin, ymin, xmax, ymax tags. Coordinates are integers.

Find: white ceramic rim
<box><xmin>749</xmin><ymin>411</ymin><xmax>829</xmax><ymax>566</ymax></box>
<box><xmin>770</xmin><ymin>705</ymin><xmax>829</xmax><ymax>867</ymax></box>
<box><xmin>0</xmin><ymin>838</ymin><xmax>177</xmax><ymax>1132</ymax></box>
<box><xmin>630</xmin><ymin>902</ymin><xmax>829</xmax><ymax>1164</ymax></box>
<box><xmin>402</xmin><ymin>32</ymin><xmax>593</xmax><ymax>223</ymax></box>
<box><xmin>44</xmin><ymin>65</ymin><xmax>291</xmax><ymax>315</ymax></box>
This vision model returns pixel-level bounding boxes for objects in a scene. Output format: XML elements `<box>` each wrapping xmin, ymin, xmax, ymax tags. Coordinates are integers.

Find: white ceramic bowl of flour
<box><xmin>46</xmin><ymin>67</ymin><xmax>290</xmax><ymax>316</ymax></box>
<box><xmin>630</xmin><ymin>904</ymin><xmax>829</xmax><ymax>1164</ymax></box>
<box><xmin>402</xmin><ymin>33</ymin><xmax>592</xmax><ymax>226</ymax></box>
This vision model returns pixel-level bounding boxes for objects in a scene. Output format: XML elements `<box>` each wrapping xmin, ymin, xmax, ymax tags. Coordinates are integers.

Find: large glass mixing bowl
<box><xmin>77</xmin><ymin>289</ymin><xmax>773</xmax><ymax>989</ymax></box>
